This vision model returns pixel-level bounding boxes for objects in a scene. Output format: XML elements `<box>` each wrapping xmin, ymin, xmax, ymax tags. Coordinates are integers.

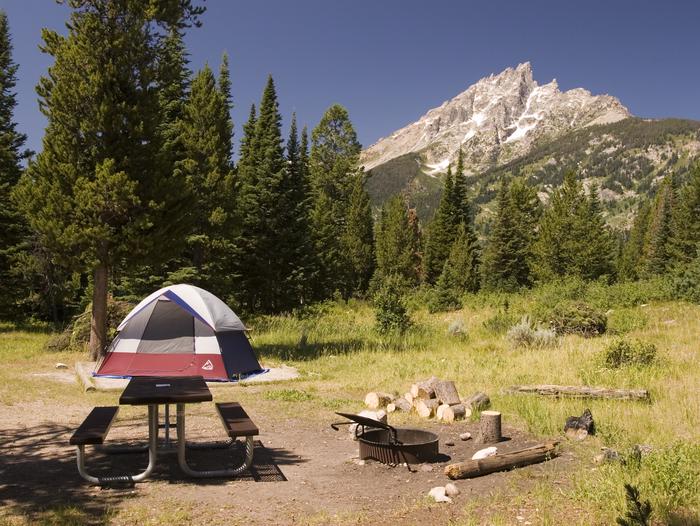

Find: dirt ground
<box><xmin>0</xmin><ymin>397</ymin><xmax>573</xmax><ymax>525</ymax></box>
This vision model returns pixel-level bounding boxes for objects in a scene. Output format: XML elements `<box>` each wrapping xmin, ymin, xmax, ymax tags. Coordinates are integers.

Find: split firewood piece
<box><xmin>404</xmin><ymin>392</ymin><xmax>414</xmax><ymax>405</ymax></box>
<box><xmin>387</xmin><ymin>398</ymin><xmax>412</xmax><ymax>413</ymax></box>
<box><xmin>415</xmin><ymin>398</ymin><xmax>440</xmax><ymax>418</ymax></box>
<box><xmin>436</xmin><ymin>403</ymin><xmax>449</xmax><ymax>421</ymax></box>
<box><xmin>464</xmin><ymin>391</ymin><xmax>490</xmax><ymax>411</ymax></box>
<box><xmin>364</xmin><ymin>391</ymin><xmax>394</xmax><ymax>409</ymax></box>
<box><xmin>477</xmin><ymin>410</ymin><xmax>502</xmax><ymax>443</ymax></box>
<box><xmin>505</xmin><ymin>384</ymin><xmax>650</xmax><ymax>401</ymax></box>
<box><xmin>444</xmin><ymin>442</ymin><xmax>559</xmax><ymax>480</ymax></box>
<box><xmin>441</xmin><ymin>404</ymin><xmax>467</xmax><ymax>423</ymax></box>
<box><xmin>410</xmin><ymin>376</ymin><xmax>440</xmax><ymax>399</ymax></box>
<box><xmin>434</xmin><ymin>380</ymin><xmax>461</xmax><ymax>405</ymax></box>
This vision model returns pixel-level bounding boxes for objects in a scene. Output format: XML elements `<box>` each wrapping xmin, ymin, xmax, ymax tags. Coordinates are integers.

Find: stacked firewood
<box><xmin>364</xmin><ymin>376</ymin><xmax>490</xmax><ymax>423</ymax></box>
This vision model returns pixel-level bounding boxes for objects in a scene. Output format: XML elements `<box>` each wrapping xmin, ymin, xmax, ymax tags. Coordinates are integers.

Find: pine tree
<box><xmin>430</xmin><ymin>223</ymin><xmax>480</xmax><ymax>311</ymax></box>
<box><xmin>532</xmin><ymin>171</ymin><xmax>615</xmax><ymax>281</ymax></box>
<box><xmin>174</xmin><ymin>61</ymin><xmax>234</xmax><ymax>292</ymax></box>
<box><xmin>309</xmin><ymin>104</ymin><xmax>371</xmax><ymax>298</ymax></box>
<box><xmin>618</xmin><ymin>202</ymin><xmax>651</xmax><ymax>281</ymax></box>
<box><xmin>642</xmin><ymin>175</ymin><xmax>678</xmax><ymax>276</ymax></box>
<box><xmin>0</xmin><ymin>10</ymin><xmax>30</xmax><ymax>318</ymax></box>
<box><xmin>15</xmin><ymin>1</ymin><xmax>202</xmax><ymax>358</ymax></box>
<box><xmin>452</xmin><ymin>148</ymin><xmax>471</xmax><ymax>226</ymax></box>
<box><xmin>423</xmin><ymin>166</ymin><xmax>457</xmax><ymax>283</ymax></box>
<box><xmin>375</xmin><ymin>195</ymin><xmax>422</xmax><ymax>285</ymax></box>
<box><xmin>234</xmin><ymin>76</ymin><xmax>289</xmax><ymax>312</ymax></box>
<box><xmin>343</xmin><ymin>174</ymin><xmax>375</xmax><ymax>297</ymax></box>
<box><xmin>281</xmin><ymin>114</ymin><xmax>315</xmax><ymax>306</ymax></box>
<box><xmin>670</xmin><ymin>165</ymin><xmax>700</xmax><ymax>266</ymax></box>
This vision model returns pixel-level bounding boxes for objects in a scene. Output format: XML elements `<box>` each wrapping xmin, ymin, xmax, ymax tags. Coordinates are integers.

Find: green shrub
<box><xmin>672</xmin><ymin>253</ymin><xmax>700</xmax><ymax>303</ymax></box>
<box><xmin>506</xmin><ymin>316</ymin><xmax>558</xmax><ymax>348</ymax></box>
<box><xmin>447</xmin><ymin>318</ymin><xmax>468</xmax><ymax>337</ymax></box>
<box><xmin>482</xmin><ymin>311</ymin><xmax>517</xmax><ymax>334</ymax></box>
<box><xmin>374</xmin><ymin>275</ymin><xmax>412</xmax><ymax>334</ymax></box>
<box><xmin>604</xmin><ymin>338</ymin><xmax>657</xmax><ymax>368</ymax></box>
<box><xmin>548</xmin><ymin>301</ymin><xmax>607</xmax><ymax>337</ymax></box>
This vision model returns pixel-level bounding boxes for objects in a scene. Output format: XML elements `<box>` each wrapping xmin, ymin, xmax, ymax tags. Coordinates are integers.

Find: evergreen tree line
<box><xmin>0</xmin><ymin>2</ymin><xmax>374</xmax><ymax>358</ymax></box>
<box><xmin>373</xmin><ymin>159</ymin><xmax>700</xmax><ymax>311</ymax></box>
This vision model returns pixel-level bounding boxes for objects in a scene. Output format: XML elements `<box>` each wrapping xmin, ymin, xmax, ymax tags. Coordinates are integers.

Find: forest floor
<box><xmin>0</xmin><ymin>289</ymin><xmax>699</xmax><ymax>525</ymax></box>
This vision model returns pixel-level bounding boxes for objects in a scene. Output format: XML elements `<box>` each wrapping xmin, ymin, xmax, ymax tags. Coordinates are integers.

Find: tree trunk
<box><xmin>89</xmin><ymin>263</ymin><xmax>109</xmax><ymax>361</ymax></box>
<box><xmin>444</xmin><ymin>442</ymin><xmax>559</xmax><ymax>479</ymax></box>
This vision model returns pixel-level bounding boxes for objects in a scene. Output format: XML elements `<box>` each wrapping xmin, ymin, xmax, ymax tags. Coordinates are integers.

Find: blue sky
<box><xmin>2</xmin><ymin>0</ymin><xmax>699</xmax><ymax>156</ymax></box>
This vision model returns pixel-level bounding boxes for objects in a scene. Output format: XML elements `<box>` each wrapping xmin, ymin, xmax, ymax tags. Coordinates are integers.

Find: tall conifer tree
<box><xmin>375</xmin><ymin>195</ymin><xmax>422</xmax><ymax>285</ymax></box>
<box><xmin>423</xmin><ymin>166</ymin><xmax>457</xmax><ymax>283</ymax></box>
<box><xmin>15</xmin><ymin>1</ymin><xmax>203</xmax><ymax>357</ymax></box>
<box><xmin>642</xmin><ymin>175</ymin><xmax>678</xmax><ymax>276</ymax></box>
<box><xmin>0</xmin><ymin>10</ymin><xmax>30</xmax><ymax>318</ymax></box>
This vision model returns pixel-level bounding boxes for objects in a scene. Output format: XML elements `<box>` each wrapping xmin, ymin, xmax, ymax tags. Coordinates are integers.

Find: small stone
<box><xmin>444</xmin><ymin>482</ymin><xmax>460</xmax><ymax>497</ymax></box>
<box><xmin>428</xmin><ymin>486</ymin><xmax>452</xmax><ymax>503</ymax></box>
<box><xmin>593</xmin><ymin>448</ymin><xmax>621</xmax><ymax>464</ymax></box>
<box><xmin>566</xmin><ymin>428</ymin><xmax>589</xmax><ymax>441</ymax></box>
<box><xmin>420</xmin><ymin>463</ymin><xmax>434</xmax><ymax>472</ymax></box>
<box><xmin>459</xmin><ymin>432</ymin><xmax>472</xmax><ymax>441</ymax></box>
<box><xmin>635</xmin><ymin>444</ymin><xmax>654</xmax><ymax>456</ymax></box>
<box><xmin>55</xmin><ymin>363</ymin><xmax>68</xmax><ymax>369</ymax></box>
<box><xmin>445</xmin><ymin>440</ymin><xmax>455</xmax><ymax>446</ymax></box>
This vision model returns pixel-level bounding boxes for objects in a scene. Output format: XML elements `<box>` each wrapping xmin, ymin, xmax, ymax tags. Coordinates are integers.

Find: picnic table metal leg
<box><xmin>76</xmin><ymin>404</ymin><xmax>159</xmax><ymax>484</ymax></box>
<box><xmin>164</xmin><ymin>404</ymin><xmax>170</xmax><ymax>447</ymax></box>
<box><xmin>176</xmin><ymin>403</ymin><xmax>254</xmax><ymax>478</ymax></box>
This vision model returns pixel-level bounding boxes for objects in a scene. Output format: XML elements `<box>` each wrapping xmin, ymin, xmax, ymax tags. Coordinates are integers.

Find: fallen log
<box><xmin>434</xmin><ymin>380</ymin><xmax>461</xmax><ymax>405</ymax></box>
<box><xmin>415</xmin><ymin>398</ymin><xmax>440</xmax><ymax>418</ymax></box>
<box><xmin>364</xmin><ymin>391</ymin><xmax>394</xmax><ymax>409</ymax></box>
<box><xmin>505</xmin><ymin>384</ymin><xmax>650</xmax><ymax>401</ymax></box>
<box><xmin>444</xmin><ymin>441</ymin><xmax>559</xmax><ymax>479</ymax></box>
<box><xmin>75</xmin><ymin>363</ymin><xmax>96</xmax><ymax>392</ymax></box>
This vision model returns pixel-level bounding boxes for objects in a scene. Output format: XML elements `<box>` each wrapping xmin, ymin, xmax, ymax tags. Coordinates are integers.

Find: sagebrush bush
<box><xmin>447</xmin><ymin>318</ymin><xmax>467</xmax><ymax>337</ymax></box>
<box><xmin>604</xmin><ymin>338</ymin><xmax>657</xmax><ymax>368</ymax></box>
<box><xmin>506</xmin><ymin>316</ymin><xmax>558</xmax><ymax>348</ymax></box>
<box><xmin>548</xmin><ymin>301</ymin><xmax>607</xmax><ymax>337</ymax></box>
<box><xmin>607</xmin><ymin>309</ymin><xmax>648</xmax><ymax>334</ymax></box>
<box><xmin>374</xmin><ymin>275</ymin><xmax>412</xmax><ymax>334</ymax></box>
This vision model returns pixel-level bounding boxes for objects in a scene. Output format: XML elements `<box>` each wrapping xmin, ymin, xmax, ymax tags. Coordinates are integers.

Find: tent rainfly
<box><xmin>94</xmin><ymin>284</ymin><xmax>263</xmax><ymax>381</ymax></box>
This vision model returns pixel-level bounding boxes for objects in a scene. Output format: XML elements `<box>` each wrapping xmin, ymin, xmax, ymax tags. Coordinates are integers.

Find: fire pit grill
<box><xmin>331</xmin><ymin>412</ymin><xmax>439</xmax><ymax>470</ymax></box>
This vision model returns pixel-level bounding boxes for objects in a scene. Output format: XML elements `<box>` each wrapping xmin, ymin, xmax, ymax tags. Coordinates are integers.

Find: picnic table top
<box><xmin>119</xmin><ymin>375</ymin><xmax>213</xmax><ymax>405</ymax></box>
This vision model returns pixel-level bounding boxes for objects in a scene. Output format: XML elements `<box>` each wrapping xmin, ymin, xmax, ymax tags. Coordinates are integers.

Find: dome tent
<box><xmin>94</xmin><ymin>284</ymin><xmax>263</xmax><ymax>381</ymax></box>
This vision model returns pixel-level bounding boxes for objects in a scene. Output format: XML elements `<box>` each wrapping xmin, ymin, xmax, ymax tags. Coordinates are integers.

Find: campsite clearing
<box><xmin>1</xmin><ymin>297</ymin><xmax>699</xmax><ymax>525</ymax></box>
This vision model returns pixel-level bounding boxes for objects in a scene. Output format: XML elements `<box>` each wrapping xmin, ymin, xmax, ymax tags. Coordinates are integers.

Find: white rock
<box><xmin>459</xmin><ymin>432</ymin><xmax>472</xmax><ymax>441</ymax></box>
<box><xmin>55</xmin><ymin>363</ymin><xmax>68</xmax><ymax>369</ymax></box>
<box><xmin>445</xmin><ymin>483</ymin><xmax>460</xmax><ymax>497</ymax></box>
<box><xmin>471</xmin><ymin>446</ymin><xmax>498</xmax><ymax>460</ymax></box>
<box><xmin>428</xmin><ymin>486</ymin><xmax>452</xmax><ymax>503</ymax></box>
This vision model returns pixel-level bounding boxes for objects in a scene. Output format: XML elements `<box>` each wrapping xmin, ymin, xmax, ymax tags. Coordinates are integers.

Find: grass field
<box><xmin>1</xmin><ymin>282</ymin><xmax>699</xmax><ymax>525</ymax></box>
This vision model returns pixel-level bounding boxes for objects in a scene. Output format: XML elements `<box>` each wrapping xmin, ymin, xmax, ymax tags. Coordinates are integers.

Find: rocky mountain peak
<box><xmin>361</xmin><ymin>62</ymin><xmax>630</xmax><ymax>174</ymax></box>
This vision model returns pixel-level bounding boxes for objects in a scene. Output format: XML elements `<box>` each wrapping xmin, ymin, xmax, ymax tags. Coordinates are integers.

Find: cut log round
<box><xmin>444</xmin><ymin>442</ymin><xmax>559</xmax><ymax>479</ymax></box>
<box><xmin>478</xmin><ymin>410</ymin><xmax>502</xmax><ymax>443</ymax></box>
<box><xmin>436</xmin><ymin>403</ymin><xmax>449</xmax><ymax>421</ymax></box>
<box><xmin>465</xmin><ymin>392</ymin><xmax>490</xmax><ymax>411</ymax></box>
<box><xmin>441</xmin><ymin>404</ymin><xmax>467</xmax><ymax>423</ymax></box>
<box><xmin>364</xmin><ymin>391</ymin><xmax>394</xmax><ymax>409</ymax></box>
<box><xmin>415</xmin><ymin>398</ymin><xmax>440</xmax><ymax>418</ymax></box>
<box><xmin>404</xmin><ymin>392</ymin><xmax>414</xmax><ymax>405</ymax></box>
<box><xmin>411</xmin><ymin>376</ymin><xmax>440</xmax><ymax>399</ymax></box>
<box><xmin>386</xmin><ymin>403</ymin><xmax>396</xmax><ymax>413</ymax></box>
<box><xmin>392</xmin><ymin>398</ymin><xmax>412</xmax><ymax>412</ymax></box>
<box><xmin>505</xmin><ymin>384</ymin><xmax>650</xmax><ymax>401</ymax></box>
<box><xmin>434</xmin><ymin>380</ymin><xmax>461</xmax><ymax>405</ymax></box>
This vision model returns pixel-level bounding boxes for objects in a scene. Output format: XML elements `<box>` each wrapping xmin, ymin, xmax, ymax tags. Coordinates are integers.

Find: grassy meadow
<box><xmin>1</xmin><ymin>280</ymin><xmax>699</xmax><ymax>525</ymax></box>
